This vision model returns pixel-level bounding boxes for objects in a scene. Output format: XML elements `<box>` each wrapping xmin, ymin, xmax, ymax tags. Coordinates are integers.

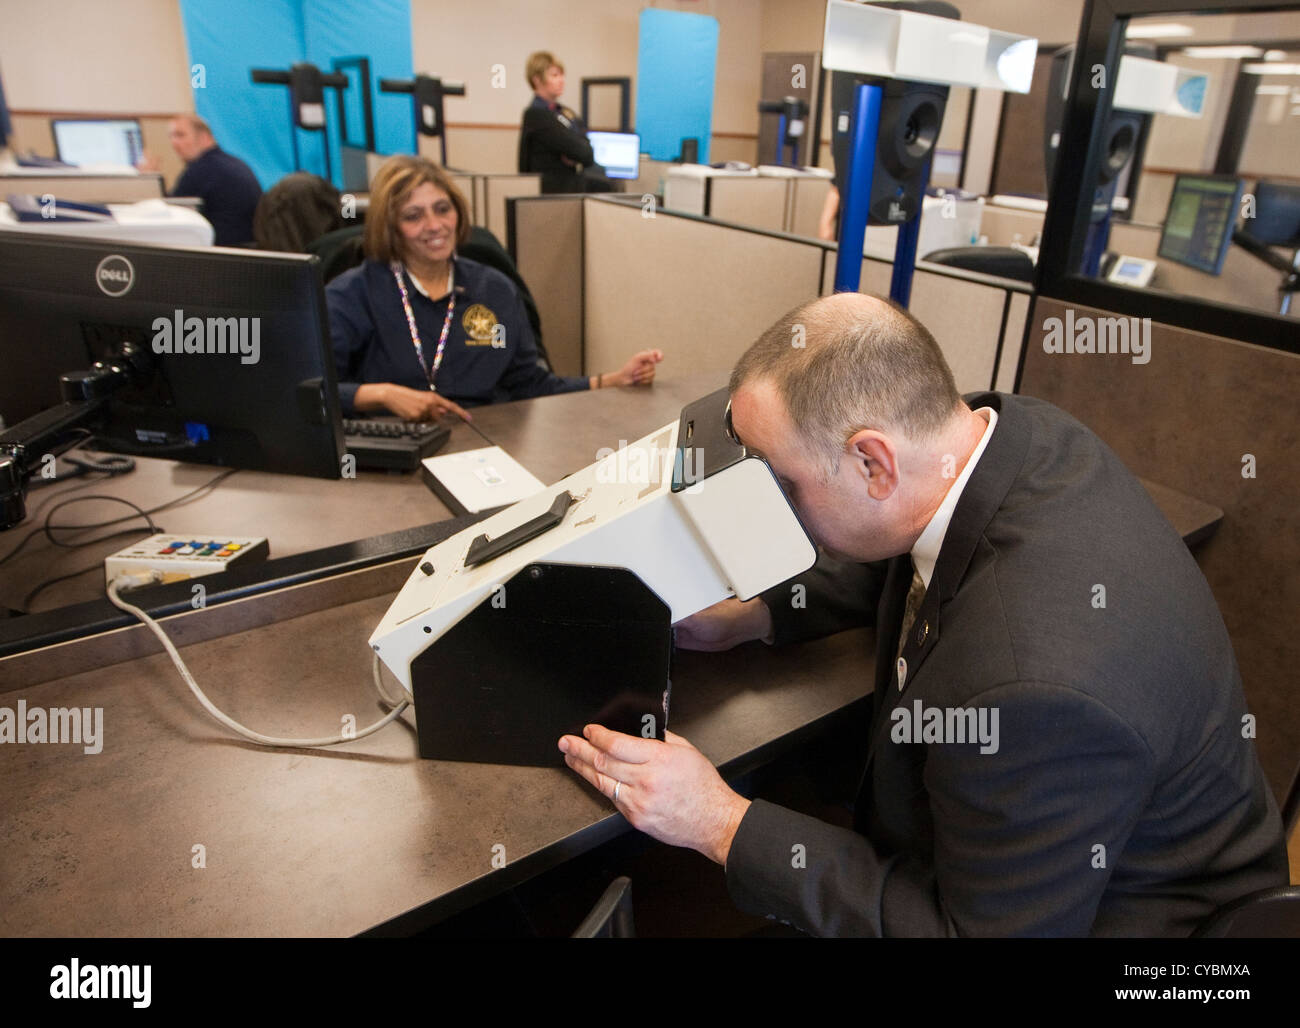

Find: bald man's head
<box><xmin>729</xmin><ymin>293</ymin><xmax>961</xmax><ymax>480</ymax></box>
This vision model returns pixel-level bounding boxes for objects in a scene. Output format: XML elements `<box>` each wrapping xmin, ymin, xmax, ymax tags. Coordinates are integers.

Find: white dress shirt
<box><xmin>909</xmin><ymin>407</ymin><xmax>998</xmax><ymax>589</ymax></box>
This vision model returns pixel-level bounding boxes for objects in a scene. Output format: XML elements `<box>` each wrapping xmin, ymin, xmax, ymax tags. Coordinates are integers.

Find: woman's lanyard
<box><xmin>391</xmin><ymin>260</ymin><xmax>455</xmax><ymax>390</ymax></box>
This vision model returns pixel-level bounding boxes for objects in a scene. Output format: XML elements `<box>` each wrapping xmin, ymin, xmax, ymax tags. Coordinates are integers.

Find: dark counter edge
<box><xmin>0</xmin><ymin>512</ymin><xmax>493</xmax><ymax>658</ymax></box>
<box><xmin>357</xmin><ymin>692</ymin><xmax>874</xmax><ymax>937</ymax></box>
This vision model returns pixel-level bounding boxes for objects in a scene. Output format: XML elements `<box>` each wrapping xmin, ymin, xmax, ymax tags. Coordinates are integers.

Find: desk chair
<box><xmin>571</xmin><ymin>877</ymin><xmax>636</xmax><ymax>938</ymax></box>
<box><xmin>921</xmin><ymin>245</ymin><xmax>1035</xmax><ymax>284</ymax></box>
<box><xmin>1192</xmin><ymin>886</ymin><xmax>1300</xmax><ymax>938</ymax></box>
<box><xmin>1232</xmin><ymin>180</ymin><xmax>1300</xmax><ymax>315</ymax></box>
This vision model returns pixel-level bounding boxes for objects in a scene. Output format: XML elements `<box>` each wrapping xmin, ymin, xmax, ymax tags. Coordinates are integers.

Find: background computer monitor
<box><xmin>1157</xmin><ymin>174</ymin><xmax>1244</xmax><ymax>276</ymax></box>
<box><xmin>0</xmin><ymin>231</ymin><xmax>345</xmax><ymax>479</ymax></box>
<box><xmin>51</xmin><ymin>118</ymin><xmax>145</xmax><ymax>167</ymax></box>
<box><xmin>588</xmin><ymin>131</ymin><xmax>640</xmax><ymax>180</ymax></box>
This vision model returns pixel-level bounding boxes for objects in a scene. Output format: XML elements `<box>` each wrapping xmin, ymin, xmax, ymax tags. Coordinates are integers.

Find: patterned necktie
<box><xmin>896</xmin><ymin>559</ymin><xmax>926</xmax><ymax>662</ymax></box>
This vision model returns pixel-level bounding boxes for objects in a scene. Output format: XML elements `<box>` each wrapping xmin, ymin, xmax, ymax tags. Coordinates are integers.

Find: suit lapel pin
<box><xmin>897</xmin><ymin>656</ymin><xmax>908</xmax><ymax>691</ymax></box>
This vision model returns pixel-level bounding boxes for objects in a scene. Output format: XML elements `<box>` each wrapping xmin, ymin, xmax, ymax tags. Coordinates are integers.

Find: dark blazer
<box><xmin>518</xmin><ymin>96</ymin><xmax>594</xmax><ymax>194</ymax></box>
<box><xmin>725</xmin><ymin>392</ymin><xmax>1288</xmax><ymax>936</ymax></box>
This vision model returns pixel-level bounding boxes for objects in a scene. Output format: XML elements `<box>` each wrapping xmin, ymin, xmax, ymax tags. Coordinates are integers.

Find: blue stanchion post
<box><xmin>776</xmin><ymin>114</ymin><xmax>787</xmax><ymax>166</ymax></box>
<box><xmin>832</xmin><ymin>82</ymin><xmax>883</xmax><ymax>293</ymax></box>
<box><xmin>1082</xmin><ymin>210</ymin><xmax>1110</xmax><ymax>277</ymax></box>
<box><xmin>889</xmin><ymin>158</ymin><xmax>931</xmax><ymax>307</ymax></box>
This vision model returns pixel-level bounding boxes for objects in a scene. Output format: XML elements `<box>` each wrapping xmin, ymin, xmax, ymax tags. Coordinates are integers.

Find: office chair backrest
<box><xmin>922</xmin><ymin>245</ymin><xmax>1035</xmax><ymax>284</ymax></box>
<box><xmin>571</xmin><ymin>876</ymin><xmax>635</xmax><ymax>938</ymax></box>
<box><xmin>1246</xmin><ymin>181</ymin><xmax>1300</xmax><ymax>248</ymax></box>
<box><xmin>460</xmin><ymin>226</ymin><xmax>551</xmax><ymax>369</ymax></box>
<box><xmin>1192</xmin><ymin>886</ymin><xmax>1300</xmax><ymax>938</ymax></box>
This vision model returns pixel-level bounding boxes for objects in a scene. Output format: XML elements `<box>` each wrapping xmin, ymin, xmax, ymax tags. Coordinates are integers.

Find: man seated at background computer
<box><xmin>518</xmin><ymin>51</ymin><xmax>612</xmax><ymax>195</ymax></box>
<box><xmin>327</xmin><ymin>155</ymin><xmax>660</xmax><ymax>421</ymax></box>
<box><xmin>559</xmin><ymin>292</ymin><xmax>1288</xmax><ymax>936</ymax></box>
<box><xmin>137</xmin><ymin>114</ymin><xmax>261</xmax><ymax>246</ymax></box>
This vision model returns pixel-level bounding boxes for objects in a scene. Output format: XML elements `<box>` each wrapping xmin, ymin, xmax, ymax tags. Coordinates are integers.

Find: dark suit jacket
<box><xmin>725</xmin><ymin>392</ymin><xmax>1288</xmax><ymax>936</ymax></box>
<box><xmin>518</xmin><ymin>97</ymin><xmax>594</xmax><ymax>194</ymax></box>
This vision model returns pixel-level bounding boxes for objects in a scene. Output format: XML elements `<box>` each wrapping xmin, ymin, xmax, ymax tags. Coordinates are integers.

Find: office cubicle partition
<box><xmin>509</xmin><ymin>194</ymin><xmax>1034</xmax><ymax>397</ymax></box>
<box><xmin>508</xmin><ymin>194</ymin><xmax>585</xmax><ymax>376</ymax></box>
<box><xmin>446</xmin><ymin>171</ymin><xmax>539</xmax><ymax>243</ymax></box>
<box><xmin>0</xmin><ymin>172</ymin><xmax>164</xmax><ymax>203</ymax></box>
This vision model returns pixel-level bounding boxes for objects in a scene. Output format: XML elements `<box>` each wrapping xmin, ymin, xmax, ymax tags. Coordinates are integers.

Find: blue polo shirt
<box><xmin>172</xmin><ymin>146</ymin><xmax>262</xmax><ymax>246</ymax></box>
<box><xmin>326</xmin><ymin>256</ymin><xmax>589</xmax><ymax>414</ymax></box>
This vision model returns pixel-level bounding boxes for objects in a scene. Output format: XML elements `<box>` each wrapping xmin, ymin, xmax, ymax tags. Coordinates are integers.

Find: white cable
<box><xmin>107</xmin><ymin>572</ymin><xmax>412</xmax><ymax>748</ymax></box>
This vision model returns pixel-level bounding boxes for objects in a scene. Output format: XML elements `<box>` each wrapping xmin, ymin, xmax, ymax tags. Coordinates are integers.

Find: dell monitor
<box><xmin>51</xmin><ymin>118</ymin><xmax>145</xmax><ymax>168</ymax></box>
<box><xmin>0</xmin><ymin>231</ymin><xmax>344</xmax><ymax>480</ymax></box>
<box><xmin>1157</xmin><ymin>174</ymin><xmax>1244</xmax><ymax>276</ymax></box>
<box><xmin>588</xmin><ymin>131</ymin><xmax>640</xmax><ymax>180</ymax></box>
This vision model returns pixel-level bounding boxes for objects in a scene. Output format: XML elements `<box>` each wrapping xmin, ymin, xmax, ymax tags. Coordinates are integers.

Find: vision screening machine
<box><xmin>368</xmin><ymin>389</ymin><xmax>817</xmax><ymax>766</ymax></box>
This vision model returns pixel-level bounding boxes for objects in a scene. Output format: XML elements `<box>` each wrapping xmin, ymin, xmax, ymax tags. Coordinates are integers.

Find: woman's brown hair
<box><xmin>363</xmin><ymin>155</ymin><xmax>471</xmax><ymax>263</ymax></box>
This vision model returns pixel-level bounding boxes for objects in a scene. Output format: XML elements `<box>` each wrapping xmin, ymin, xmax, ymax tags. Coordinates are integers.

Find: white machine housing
<box><xmin>822</xmin><ymin>0</ymin><xmax>1038</xmax><ymax>93</ymax></box>
<box><xmin>370</xmin><ymin>420</ymin><xmax>818</xmax><ymax>693</ymax></box>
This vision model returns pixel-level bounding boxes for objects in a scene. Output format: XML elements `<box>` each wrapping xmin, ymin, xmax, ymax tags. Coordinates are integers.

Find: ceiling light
<box><xmin>1126</xmin><ymin>23</ymin><xmax>1194</xmax><ymax>39</ymax></box>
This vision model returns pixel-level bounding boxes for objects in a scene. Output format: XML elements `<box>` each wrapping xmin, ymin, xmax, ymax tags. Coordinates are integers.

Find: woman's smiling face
<box><xmin>396</xmin><ymin>182</ymin><xmax>457</xmax><ymax>266</ymax></box>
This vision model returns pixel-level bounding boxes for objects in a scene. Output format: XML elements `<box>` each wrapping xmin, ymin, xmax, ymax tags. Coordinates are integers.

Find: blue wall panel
<box><xmin>635</xmin><ymin>9</ymin><xmax>718</xmax><ymax>163</ymax></box>
<box><xmin>178</xmin><ymin>0</ymin><xmax>305</xmax><ymax>189</ymax></box>
<box><xmin>179</xmin><ymin>0</ymin><xmax>414</xmax><ymax>191</ymax></box>
<box><xmin>304</xmin><ymin>0</ymin><xmax>415</xmax><ymax>185</ymax></box>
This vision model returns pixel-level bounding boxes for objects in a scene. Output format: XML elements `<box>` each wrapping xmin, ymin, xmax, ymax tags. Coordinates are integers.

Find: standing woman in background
<box><xmin>327</xmin><ymin>155</ymin><xmax>661</xmax><ymax>420</ymax></box>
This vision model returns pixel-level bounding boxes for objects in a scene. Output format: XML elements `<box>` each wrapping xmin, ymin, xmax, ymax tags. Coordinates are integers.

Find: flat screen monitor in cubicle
<box><xmin>588</xmin><ymin>131</ymin><xmax>640</xmax><ymax>180</ymax></box>
<box><xmin>51</xmin><ymin>118</ymin><xmax>145</xmax><ymax>167</ymax></box>
<box><xmin>0</xmin><ymin>231</ymin><xmax>345</xmax><ymax>480</ymax></box>
<box><xmin>1157</xmin><ymin>175</ymin><xmax>1244</xmax><ymax>276</ymax></box>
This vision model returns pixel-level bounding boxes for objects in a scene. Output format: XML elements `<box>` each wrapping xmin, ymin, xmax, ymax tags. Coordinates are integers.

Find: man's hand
<box><xmin>673</xmin><ymin>596</ymin><xmax>773</xmax><ymax>651</ymax></box>
<box><xmin>559</xmin><ymin>726</ymin><xmax>751</xmax><ymax>866</ymax></box>
<box><xmin>135</xmin><ymin>152</ymin><xmax>162</xmax><ymax>173</ymax></box>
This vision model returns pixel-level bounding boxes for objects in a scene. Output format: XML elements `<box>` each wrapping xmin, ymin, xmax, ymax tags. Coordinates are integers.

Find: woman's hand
<box><xmin>354</xmin><ymin>383</ymin><xmax>471</xmax><ymax>422</ymax></box>
<box><xmin>604</xmin><ymin>349</ymin><xmax>664</xmax><ymax>388</ymax></box>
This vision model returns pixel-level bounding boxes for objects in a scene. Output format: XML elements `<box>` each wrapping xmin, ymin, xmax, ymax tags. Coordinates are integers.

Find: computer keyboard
<box><xmin>343</xmin><ymin>418</ymin><xmax>451</xmax><ymax>472</ymax></box>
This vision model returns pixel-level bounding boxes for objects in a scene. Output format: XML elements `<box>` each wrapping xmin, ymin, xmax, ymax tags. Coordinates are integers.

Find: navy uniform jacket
<box><xmin>326</xmin><ymin>256</ymin><xmax>588</xmax><ymax>415</ymax></box>
<box><xmin>726</xmin><ymin>392</ymin><xmax>1288</xmax><ymax>937</ymax></box>
<box><xmin>172</xmin><ymin>146</ymin><xmax>262</xmax><ymax>247</ymax></box>
<box><xmin>518</xmin><ymin>95</ymin><xmax>594</xmax><ymax>194</ymax></box>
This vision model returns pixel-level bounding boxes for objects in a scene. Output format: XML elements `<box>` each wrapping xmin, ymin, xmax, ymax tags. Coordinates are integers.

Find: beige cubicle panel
<box><xmin>0</xmin><ymin>173</ymin><xmax>164</xmax><ymax>203</ymax></box>
<box><xmin>706</xmin><ymin>176</ymin><xmax>789</xmax><ymax>233</ymax></box>
<box><xmin>1132</xmin><ymin>169</ymin><xmax>1177</xmax><ymax>226</ymax></box>
<box><xmin>789</xmin><ymin>176</ymin><xmax>833</xmax><ymax>238</ymax></box>
<box><xmin>510</xmin><ymin>195</ymin><xmax>585</xmax><ymax>377</ymax></box>
<box><xmin>448</xmin><ymin>172</ymin><xmax>478</xmax><ymax>225</ymax></box>
<box><xmin>996</xmin><ymin>291</ymin><xmax>1032</xmax><ymax>393</ymax></box>
<box><xmin>821</xmin><ymin>254</ymin><xmax>1027</xmax><ymax>394</ymax></box>
<box><xmin>979</xmin><ymin>204</ymin><xmax>1045</xmax><ymax>247</ymax></box>
<box><xmin>628</xmin><ymin>158</ymin><xmax>675</xmax><ymax>199</ymax></box>
<box><xmin>481</xmin><ymin>174</ymin><xmax>540</xmax><ymax>241</ymax></box>
<box><xmin>582</xmin><ymin>197</ymin><xmax>825</xmax><ymax>381</ymax></box>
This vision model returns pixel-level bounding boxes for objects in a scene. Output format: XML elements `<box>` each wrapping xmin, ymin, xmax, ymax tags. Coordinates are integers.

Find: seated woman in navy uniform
<box><xmin>327</xmin><ymin>155</ymin><xmax>661</xmax><ymax>421</ymax></box>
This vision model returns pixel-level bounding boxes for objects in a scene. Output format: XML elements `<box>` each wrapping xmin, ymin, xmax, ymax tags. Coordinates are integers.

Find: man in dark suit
<box><xmin>558</xmin><ymin>292</ymin><xmax>1288</xmax><ymax>936</ymax></box>
<box><xmin>517</xmin><ymin>51</ymin><xmax>611</xmax><ymax>194</ymax></box>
